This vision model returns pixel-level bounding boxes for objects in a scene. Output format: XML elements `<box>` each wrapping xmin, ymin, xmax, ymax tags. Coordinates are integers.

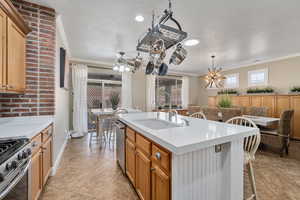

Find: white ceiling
<box><xmin>30</xmin><ymin>0</ymin><xmax>300</xmax><ymax>75</ymax></box>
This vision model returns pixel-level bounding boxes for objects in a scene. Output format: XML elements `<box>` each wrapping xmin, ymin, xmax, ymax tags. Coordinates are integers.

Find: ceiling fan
<box><xmin>112</xmin><ymin>52</ymin><xmax>143</xmax><ymax>73</ymax></box>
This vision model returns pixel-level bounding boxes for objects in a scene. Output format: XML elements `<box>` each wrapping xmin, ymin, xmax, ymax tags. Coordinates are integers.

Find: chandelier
<box><xmin>203</xmin><ymin>55</ymin><xmax>226</xmax><ymax>88</ymax></box>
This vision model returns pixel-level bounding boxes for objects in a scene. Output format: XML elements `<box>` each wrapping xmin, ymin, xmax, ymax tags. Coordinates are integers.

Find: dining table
<box><xmin>243</xmin><ymin>115</ymin><xmax>280</xmax><ymax>127</ymax></box>
<box><xmin>91</xmin><ymin>108</ymin><xmax>141</xmax><ymax>134</ymax></box>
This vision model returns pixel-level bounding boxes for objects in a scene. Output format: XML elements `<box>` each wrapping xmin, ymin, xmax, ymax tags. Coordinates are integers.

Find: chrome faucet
<box><xmin>168</xmin><ymin>110</ymin><xmax>178</xmax><ymax>122</ymax></box>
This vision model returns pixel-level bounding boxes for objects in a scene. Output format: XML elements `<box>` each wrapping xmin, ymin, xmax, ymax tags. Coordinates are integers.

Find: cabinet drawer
<box><xmin>31</xmin><ymin>133</ymin><xmax>42</xmax><ymax>156</ymax></box>
<box><xmin>42</xmin><ymin>125</ymin><xmax>53</xmax><ymax>143</ymax></box>
<box><xmin>136</xmin><ymin>133</ymin><xmax>151</xmax><ymax>156</ymax></box>
<box><xmin>151</xmin><ymin>144</ymin><xmax>170</xmax><ymax>173</ymax></box>
<box><xmin>126</xmin><ymin>127</ymin><xmax>136</xmax><ymax>142</ymax></box>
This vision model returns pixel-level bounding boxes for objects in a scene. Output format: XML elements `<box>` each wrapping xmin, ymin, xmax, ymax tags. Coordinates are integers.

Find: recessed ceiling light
<box><xmin>135</xmin><ymin>15</ymin><xmax>144</xmax><ymax>22</ymax></box>
<box><xmin>184</xmin><ymin>39</ymin><xmax>199</xmax><ymax>46</ymax></box>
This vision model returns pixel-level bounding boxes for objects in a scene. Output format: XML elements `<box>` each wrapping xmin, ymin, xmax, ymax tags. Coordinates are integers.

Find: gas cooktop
<box><xmin>0</xmin><ymin>139</ymin><xmax>29</xmax><ymax>165</ymax></box>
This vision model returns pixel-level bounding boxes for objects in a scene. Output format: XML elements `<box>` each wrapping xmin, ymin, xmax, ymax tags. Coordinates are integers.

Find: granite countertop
<box><xmin>0</xmin><ymin>116</ymin><xmax>54</xmax><ymax>140</ymax></box>
<box><xmin>119</xmin><ymin>112</ymin><xmax>259</xmax><ymax>155</ymax></box>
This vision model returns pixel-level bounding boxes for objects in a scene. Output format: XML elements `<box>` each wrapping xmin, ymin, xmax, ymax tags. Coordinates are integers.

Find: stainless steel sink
<box><xmin>134</xmin><ymin>119</ymin><xmax>182</xmax><ymax>130</ymax></box>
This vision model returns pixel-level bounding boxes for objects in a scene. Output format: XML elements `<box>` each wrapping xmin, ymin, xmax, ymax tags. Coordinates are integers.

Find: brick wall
<box><xmin>0</xmin><ymin>0</ymin><xmax>56</xmax><ymax>117</ymax></box>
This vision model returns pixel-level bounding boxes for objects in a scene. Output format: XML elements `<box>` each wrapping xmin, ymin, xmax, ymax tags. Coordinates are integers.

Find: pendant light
<box><xmin>203</xmin><ymin>55</ymin><xmax>226</xmax><ymax>88</ymax></box>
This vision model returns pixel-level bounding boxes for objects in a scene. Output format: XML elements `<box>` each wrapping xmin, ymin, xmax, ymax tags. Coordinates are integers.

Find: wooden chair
<box><xmin>226</xmin><ymin>117</ymin><xmax>260</xmax><ymax>200</ymax></box>
<box><xmin>189</xmin><ymin>112</ymin><xmax>207</xmax><ymax>120</ymax></box>
<box><xmin>246</xmin><ymin>107</ymin><xmax>268</xmax><ymax>117</ymax></box>
<box><xmin>260</xmin><ymin>109</ymin><xmax>294</xmax><ymax>157</ymax></box>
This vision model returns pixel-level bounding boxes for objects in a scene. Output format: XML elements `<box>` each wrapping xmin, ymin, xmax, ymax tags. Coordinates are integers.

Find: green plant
<box><xmin>291</xmin><ymin>86</ymin><xmax>300</xmax><ymax>93</ymax></box>
<box><xmin>218</xmin><ymin>96</ymin><xmax>232</xmax><ymax>108</ymax></box>
<box><xmin>109</xmin><ymin>92</ymin><xmax>120</xmax><ymax>110</ymax></box>
<box><xmin>217</xmin><ymin>89</ymin><xmax>238</xmax><ymax>95</ymax></box>
<box><xmin>247</xmin><ymin>87</ymin><xmax>274</xmax><ymax>94</ymax></box>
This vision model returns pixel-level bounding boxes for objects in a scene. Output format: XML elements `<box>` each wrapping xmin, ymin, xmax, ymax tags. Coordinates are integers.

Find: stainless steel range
<box><xmin>0</xmin><ymin>138</ymin><xmax>32</xmax><ymax>200</ymax></box>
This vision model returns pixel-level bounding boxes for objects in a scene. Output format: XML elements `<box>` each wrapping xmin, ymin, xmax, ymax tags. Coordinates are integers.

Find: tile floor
<box><xmin>40</xmin><ymin>137</ymin><xmax>300</xmax><ymax>200</ymax></box>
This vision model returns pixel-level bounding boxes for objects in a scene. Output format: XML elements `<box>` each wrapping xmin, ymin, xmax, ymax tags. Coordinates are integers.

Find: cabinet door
<box><xmin>31</xmin><ymin>150</ymin><xmax>42</xmax><ymax>200</ymax></box>
<box><xmin>231</xmin><ymin>96</ymin><xmax>240</xmax><ymax>107</ymax></box>
<box><xmin>7</xmin><ymin>18</ymin><xmax>26</xmax><ymax>92</ymax></box>
<box><xmin>239</xmin><ymin>96</ymin><xmax>251</xmax><ymax>107</ymax></box>
<box><xmin>135</xmin><ymin>149</ymin><xmax>151</xmax><ymax>200</ymax></box>
<box><xmin>276</xmin><ymin>96</ymin><xmax>290</xmax><ymax>117</ymax></box>
<box><xmin>0</xmin><ymin>9</ymin><xmax>6</xmax><ymax>90</ymax></box>
<box><xmin>42</xmin><ymin>137</ymin><xmax>52</xmax><ymax>186</ymax></box>
<box><xmin>251</xmin><ymin>96</ymin><xmax>262</xmax><ymax>107</ymax></box>
<box><xmin>262</xmin><ymin>96</ymin><xmax>276</xmax><ymax>117</ymax></box>
<box><xmin>126</xmin><ymin>139</ymin><xmax>136</xmax><ymax>186</ymax></box>
<box><xmin>291</xmin><ymin>96</ymin><xmax>300</xmax><ymax>139</ymax></box>
<box><xmin>151</xmin><ymin>164</ymin><xmax>170</xmax><ymax>200</ymax></box>
<box><xmin>208</xmin><ymin>97</ymin><xmax>216</xmax><ymax>107</ymax></box>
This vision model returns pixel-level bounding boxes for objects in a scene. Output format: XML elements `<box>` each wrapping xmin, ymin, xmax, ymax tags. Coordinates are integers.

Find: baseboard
<box><xmin>51</xmin><ymin>136</ymin><xmax>68</xmax><ymax>176</ymax></box>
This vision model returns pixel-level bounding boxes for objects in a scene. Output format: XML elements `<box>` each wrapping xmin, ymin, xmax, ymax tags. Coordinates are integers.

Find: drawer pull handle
<box><xmin>155</xmin><ymin>152</ymin><xmax>161</xmax><ymax>160</ymax></box>
<box><xmin>32</xmin><ymin>141</ymin><xmax>38</xmax><ymax>147</ymax></box>
<box><xmin>151</xmin><ymin>168</ymin><xmax>156</xmax><ymax>172</ymax></box>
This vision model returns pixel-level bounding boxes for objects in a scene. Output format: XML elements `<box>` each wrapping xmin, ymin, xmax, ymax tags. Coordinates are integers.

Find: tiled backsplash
<box><xmin>0</xmin><ymin>0</ymin><xmax>56</xmax><ymax>117</ymax></box>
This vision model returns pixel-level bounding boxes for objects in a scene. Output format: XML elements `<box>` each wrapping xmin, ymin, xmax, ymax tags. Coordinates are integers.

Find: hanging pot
<box><xmin>145</xmin><ymin>61</ymin><xmax>155</xmax><ymax>75</ymax></box>
<box><xmin>169</xmin><ymin>43</ymin><xmax>187</xmax><ymax>65</ymax></box>
<box><xmin>158</xmin><ymin>63</ymin><xmax>168</xmax><ymax>76</ymax></box>
<box><xmin>151</xmin><ymin>39</ymin><xmax>165</xmax><ymax>55</ymax></box>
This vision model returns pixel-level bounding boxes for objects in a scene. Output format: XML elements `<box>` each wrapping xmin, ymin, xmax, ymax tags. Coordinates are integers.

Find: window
<box><xmin>87</xmin><ymin>73</ymin><xmax>122</xmax><ymax>109</ymax></box>
<box><xmin>248</xmin><ymin>68</ymin><xmax>268</xmax><ymax>86</ymax></box>
<box><xmin>155</xmin><ymin>76</ymin><xmax>182</xmax><ymax>109</ymax></box>
<box><xmin>224</xmin><ymin>73</ymin><xmax>239</xmax><ymax>88</ymax></box>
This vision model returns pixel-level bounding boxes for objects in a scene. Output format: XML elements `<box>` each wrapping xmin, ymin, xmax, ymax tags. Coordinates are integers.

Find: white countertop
<box><xmin>0</xmin><ymin>116</ymin><xmax>54</xmax><ymax>140</ymax></box>
<box><xmin>91</xmin><ymin>108</ymin><xmax>141</xmax><ymax>115</ymax></box>
<box><xmin>119</xmin><ymin>112</ymin><xmax>259</xmax><ymax>155</ymax></box>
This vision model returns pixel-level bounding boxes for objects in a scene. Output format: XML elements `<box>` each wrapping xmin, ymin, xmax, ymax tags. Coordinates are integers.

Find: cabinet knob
<box><xmin>151</xmin><ymin>168</ymin><xmax>156</xmax><ymax>172</ymax></box>
<box><xmin>155</xmin><ymin>152</ymin><xmax>161</xmax><ymax>160</ymax></box>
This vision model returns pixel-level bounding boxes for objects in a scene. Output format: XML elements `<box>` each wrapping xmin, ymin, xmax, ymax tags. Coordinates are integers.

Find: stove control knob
<box><xmin>26</xmin><ymin>149</ymin><xmax>32</xmax><ymax>156</ymax></box>
<box><xmin>6</xmin><ymin>162</ymin><xmax>12</xmax><ymax>171</ymax></box>
<box><xmin>11</xmin><ymin>161</ymin><xmax>18</xmax><ymax>169</ymax></box>
<box><xmin>18</xmin><ymin>153</ymin><xmax>23</xmax><ymax>160</ymax></box>
<box><xmin>0</xmin><ymin>173</ymin><xmax>4</xmax><ymax>182</ymax></box>
<box><xmin>22</xmin><ymin>151</ymin><xmax>28</xmax><ymax>159</ymax></box>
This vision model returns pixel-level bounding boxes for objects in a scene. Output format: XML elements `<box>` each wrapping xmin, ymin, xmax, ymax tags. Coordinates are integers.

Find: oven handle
<box><xmin>0</xmin><ymin>160</ymin><xmax>31</xmax><ymax>200</ymax></box>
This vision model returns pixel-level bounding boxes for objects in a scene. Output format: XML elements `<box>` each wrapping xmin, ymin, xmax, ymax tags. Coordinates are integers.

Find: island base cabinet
<box><xmin>151</xmin><ymin>164</ymin><xmax>170</xmax><ymax>200</ymax></box>
<box><xmin>136</xmin><ymin>150</ymin><xmax>151</xmax><ymax>200</ymax></box>
<box><xmin>30</xmin><ymin>149</ymin><xmax>42</xmax><ymax>200</ymax></box>
<box><xmin>126</xmin><ymin>139</ymin><xmax>136</xmax><ymax>186</ymax></box>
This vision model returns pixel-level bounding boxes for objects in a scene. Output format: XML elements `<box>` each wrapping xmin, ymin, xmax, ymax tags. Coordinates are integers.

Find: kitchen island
<box><xmin>118</xmin><ymin>112</ymin><xmax>259</xmax><ymax>200</ymax></box>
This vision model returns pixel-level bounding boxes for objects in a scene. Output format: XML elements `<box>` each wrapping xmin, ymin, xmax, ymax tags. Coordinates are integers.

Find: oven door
<box><xmin>0</xmin><ymin>160</ymin><xmax>31</xmax><ymax>200</ymax></box>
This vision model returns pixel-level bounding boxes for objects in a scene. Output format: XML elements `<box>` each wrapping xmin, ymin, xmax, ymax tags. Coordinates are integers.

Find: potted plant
<box><xmin>218</xmin><ymin>96</ymin><xmax>232</xmax><ymax>108</ymax></box>
<box><xmin>246</xmin><ymin>87</ymin><xmax>275</xmax><ymax>95</ymax></box>
<box><xmin>109</xmin><ymin>92</ymin><xmax>120</xmax><ymax>110</ymax></box>
<box><xmin>290</xmin><ymin>86</ymin><xmax>300</xmax><ymax>94</ymax></box>
<box><xmin>217</xmin><ymin>89</ymin><xmax>239</xmax><ymax>96</ymax></box>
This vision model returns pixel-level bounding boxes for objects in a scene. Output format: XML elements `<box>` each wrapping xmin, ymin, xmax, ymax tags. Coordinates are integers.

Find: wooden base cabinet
<box><xmin>151</xmin><ymin>164</ymin><xmax>170</xmax><ymax>200</ymax></box>
<box><xmin>30</xmin><ymin>149</ymin><xmax>42</xmax><ymax>200</ymax></box>
<box><xmin>136</xmin><ymin>149</ymin><xmax>151</xmax><ymax>200</ymax></box>
<box><xmin>125</xmin><ymin>128</ymin><xmax>170</xmax><ymax>200</ymax></box>
<box><xmin>30</xmin><ymin>124</ymin><xmax>53</xmax><ymax>200</ymax></box>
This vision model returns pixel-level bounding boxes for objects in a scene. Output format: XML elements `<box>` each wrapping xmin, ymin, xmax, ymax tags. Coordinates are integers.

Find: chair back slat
<box><xmin>189</xmin><ymin>112</ymin><xmax>207</xmax><ymax>120</ymax></box>
<box><xmin>226</xmin><ymin>117</ymin><xmax>261</xmax><ymax>158</ymax></box>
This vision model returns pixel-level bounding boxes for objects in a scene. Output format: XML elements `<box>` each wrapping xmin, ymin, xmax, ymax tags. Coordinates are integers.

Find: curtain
<box><xmin>71</xmin><ymin>64</ymin><xmax>88</xmax><ymax>137</ymax></box>
<box><xmin>121</xmin><ymin>72</ymin><xmax>133</xmax><ymax>108</ymax></box>
<box><xmin>182</xmin><ymin>76</ymin><xmax>190</xmax><ymax>108</ymax></box>
<box><xmin>146</xmin><ymin>74</ymin><xmax>156</xmax><ymax>112</ymax></box>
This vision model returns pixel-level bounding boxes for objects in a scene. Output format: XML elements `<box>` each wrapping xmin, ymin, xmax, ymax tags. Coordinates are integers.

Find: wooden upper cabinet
<box><xmin>135</xmin><ymin>149</ymin><xmax>151</xmax><ymax>200</ymax></box>
<box><xmin>7</xmin><ymin>17</ymin><xmax>26</xmax><ymax>92</ymax></box>
<box><xmin>151</xmin><ymin>164</ymin><xmax>170</xmax><ymax>200</ymax></box>
<box><xmin>42</xmin><ymin>137</ymin><xmax>52</xmax><ymax>186</ymax></box>
<box><xmin>276</xmin><ymin>96</ymin><xmax>291</xmax><ymax>117</ymax></box>
<box><xmin>126</xmin><ymin>138</ymin><xmax>136</xmax><ymax>186</ymax></box>
<box><xmin>231</xmin><ymin>96</ymin><xmax>240</xmax><ymax>107</ymax></box>
<box><xmin>0</xmin><ymin>8</ymin><xmax>6</xmax><ymax>91</ymax></box>
<box><xmin>290</xmin><ymin>96</ymin><xmax>300</xmax><ymax>139</ymax></box>
<box><xmin>0</xmin><ymin>0</ymin><xmax>30</xmax><ymax>93</ymax></box>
